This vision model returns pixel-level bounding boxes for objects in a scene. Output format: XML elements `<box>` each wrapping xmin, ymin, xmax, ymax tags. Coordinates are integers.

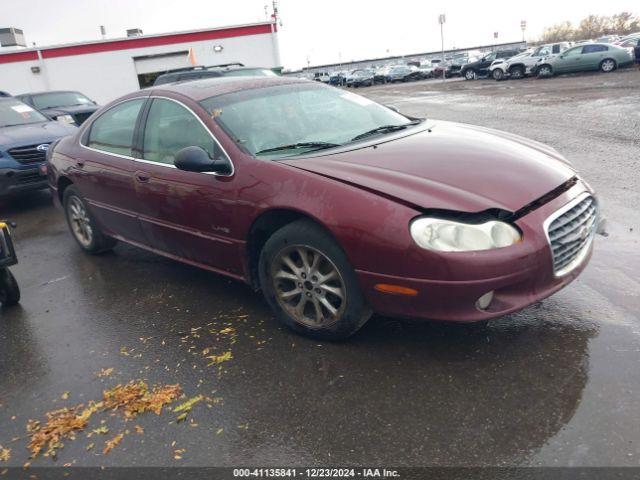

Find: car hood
<box><xmin>40</xmin><ymin>105</ymin><xmax>99</xmax><ymax>117</ymax></box>
<box><xmin>281</xmin><ymin>121</ymin><xmax>575</xmax><ymax>213</ymax></box>
<box><xmin>0</xmin><ymin>121</ymin><xmax>77</xmax><ymax>148</ymax></box>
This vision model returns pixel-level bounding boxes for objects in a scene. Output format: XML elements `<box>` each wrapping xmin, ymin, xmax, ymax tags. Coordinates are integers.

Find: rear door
<box><xmin>77</xmin><ymin>97</ymin><xmax>147</xmax><ymax>243</ymax></box>
<box><xmin>131</xmin><ymin>96</ymin><xmax>241</xmax><ymax>276</ymax></box>
<box><xmin>581</xmin><ymin>44</ymin><xmax>609</xmax><ymax>70</ymax></box>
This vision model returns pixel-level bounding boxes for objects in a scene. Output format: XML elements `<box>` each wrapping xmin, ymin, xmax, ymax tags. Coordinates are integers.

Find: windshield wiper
<box><xmin>255</xmin><ymin>141</ymin><xmax>341</xmax><ymax>155</ymax></box>
<box><xmin>350</xmin><ymin>119</ymin><xmax>422</xmax><ymax>142</ymax></box>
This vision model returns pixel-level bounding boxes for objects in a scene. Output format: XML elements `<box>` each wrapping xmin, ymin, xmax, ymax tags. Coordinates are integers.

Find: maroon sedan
<box><xmin>47</xmin><ymin>76</ymin><xmax>600</xmax><ymax>339</ymax></box>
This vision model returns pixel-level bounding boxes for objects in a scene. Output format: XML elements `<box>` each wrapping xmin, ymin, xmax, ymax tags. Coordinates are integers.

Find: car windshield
<box><xmin>200</xmin><ymin>83</ymin><xmax>416</xmax><ymax>159</ymax></box>
<box><xmin>32</xmin><ymin>91</ymin><xmax>94</xmax><ymax>109</ymax></box>
<box><xmin>222</xmin><ymin>68</ymin><xmax>278</xmax><ymax>78</ymax></box>
<box><xmin>0</xmin><ymin>99</ymin><xmax>49</xmax><ymax>127</ymax></box>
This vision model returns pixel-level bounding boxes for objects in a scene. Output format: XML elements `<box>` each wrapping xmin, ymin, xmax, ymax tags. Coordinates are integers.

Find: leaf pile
<box><xmin>0</xmin><ymin>445</ymin><xmax>10</xmax><ymax>462</ymax></box>
<box><xmin>26</xmin><ymin>381</ymin><xmax>182</xmax><ymax>459</ymax></box>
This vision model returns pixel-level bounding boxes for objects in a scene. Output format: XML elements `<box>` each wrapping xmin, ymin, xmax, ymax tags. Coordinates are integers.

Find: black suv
<box><xmin>460</xmin><ymin>49</ymin><xmax>522</xmax><ymax>80</ymax></box>
<box><xmin>15</xmin><ymin>91</ymin><xmax>99</xmax><ymax>126</ymax></box>
<box><xmin>153</xmin><ymin>64</ymin><xmax>277</xmax><ymax>86</ymax></box>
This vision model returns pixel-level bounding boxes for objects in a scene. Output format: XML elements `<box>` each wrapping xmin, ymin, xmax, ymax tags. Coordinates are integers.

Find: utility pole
<box><xmin>439</xmin><ymin>14</ymin><xmax>446</xmax><ymax>82</ymax></box>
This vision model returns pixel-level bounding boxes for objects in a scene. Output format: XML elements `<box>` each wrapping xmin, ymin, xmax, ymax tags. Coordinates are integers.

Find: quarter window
<box><xmin>87</xmin><ymin>99</ymin><xmax>144</xmax><ymax>156</ymax></box>
<box><xmin>142</xmin><ymin>98</ymin><xmax>222</xmax><ymax>165</ymax></box>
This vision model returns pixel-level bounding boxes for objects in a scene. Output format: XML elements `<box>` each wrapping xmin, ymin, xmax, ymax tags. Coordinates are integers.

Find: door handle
<box><xmin>135</xmin><ymin>172</ymin><xmax>150</xmax><ymax>183</ymax></box>
<box><xmin>76</xmin><ymin>160</ymin><xmax>85</xmax><ymax>168</ymax></box>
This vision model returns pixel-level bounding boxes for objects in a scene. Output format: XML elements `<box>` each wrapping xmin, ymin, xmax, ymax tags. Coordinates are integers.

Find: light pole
<box><xmin>520</xmin><ymin>20</ymin><xmax>527</xmax><ymax>43</ymax></box>
<box><xmin>438</xmin><ymin>14</ymin><xmax>446</xmax><ymax>82</ymax></box>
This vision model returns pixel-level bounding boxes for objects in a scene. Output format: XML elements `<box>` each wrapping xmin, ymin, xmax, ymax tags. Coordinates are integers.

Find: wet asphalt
<box><xmin>0</xmin><ymin>69</ymin><xmax>639</xmax><ymax>469</ymax></box>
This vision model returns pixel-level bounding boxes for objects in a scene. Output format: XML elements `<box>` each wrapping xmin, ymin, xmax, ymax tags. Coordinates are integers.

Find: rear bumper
<box><xmin>0</xmin><ymin>166</ymin><xmax>48</xmax><ymax>196</ymax></box>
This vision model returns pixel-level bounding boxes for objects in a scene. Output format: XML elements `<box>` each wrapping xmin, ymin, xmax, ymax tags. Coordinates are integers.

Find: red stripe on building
<box><xmin>0</xmin><ymin>23</ymin><xmax>273</xmax><ymax>64</ymax></box>
<box><xmin>42</xmin><ymin>24</ymin><xmax>273</xmax><ymax>59</ymax></box>
<box><xmin>0</xmin><ymin>50</ymin><xmax>39</xmax><ymax>64</ymax></box>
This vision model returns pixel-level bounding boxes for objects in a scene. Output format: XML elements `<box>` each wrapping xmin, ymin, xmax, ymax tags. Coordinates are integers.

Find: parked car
<box><xmin>0</xmin><ymin>97</ymin><xmax>76</xmax><ymax>197</ymax></box>
<box><xmin>617</xmin><ymin>37</ymin><xmax>640</xmax><ymax>62</ymax></box>
<box><xmin>48</xmin><ymin>76</ymin><xmax>601</xmax><ymax>340</ymax></box>
<box><xmin>153</xmin><ymin>64</ymin><xmax>277</xmax><ymax>86</ymax></box>
<box><xmin>345</xmin><ymin>69</ymin><xmax>374</xmax><ymax>87</ymax></box>
<box><xmin>595</xmin><ymin>35</ymin><xmax>619</xmax><ymax>44</ymax></box>
<box><xmin>386</xmin><ymin>65</ymin><xmax>422</xmax><ymax>82</ymax></box>
<box><xmin>374</xmin><ymin>66</ymin><xmax>391</xmax><ymax>84</ymax></box>
<box><xmin>460</xmin><ymin>49</ymin><xmax>522</xmax><ymax>80</ymax></box>
<box><xmin>536</xmin><ymin>43</ymin><xmax>634</xmax><ymax>77</ymax></box>
<box><xmin>447</xmin><ymin>51</ymin><xmax>481</xmax><ymax>77</ymax></box>
<box><xmin>16</xmin><ymin>91</ymin><xmax>99</xmax><ymax>126</ymax></box>
<box><xmin>491</xmin><ymin>43</ymin><xmax>571</xmax><ymax>80</ymax></box>
<box><xmin>313</xmin><ymin>72</ymin><xmax>331</xmax><ymax>83</ymax></box>
<box><xmin>329</xmin><ymin>71</ymin><xmax>347</xmax><ymax>86</ymax></box>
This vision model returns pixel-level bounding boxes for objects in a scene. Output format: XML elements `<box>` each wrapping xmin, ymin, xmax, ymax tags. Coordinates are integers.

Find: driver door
<box><xmin>131</xmin><ymin>97</ymin><xmax>241</xmax><ymax>276</ymax></box>
<box><xmin>555</xmin><ymin>47</ymin><xmax>583</xmax><ymax>73</ymax></box>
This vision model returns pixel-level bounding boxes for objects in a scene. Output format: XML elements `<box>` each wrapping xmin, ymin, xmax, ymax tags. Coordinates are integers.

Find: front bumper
<box><xmin>356</xmin><ymin>182</ymin><xmax>598</xmax><ymax>323</ymax></box>
<box><xmin>0</xmin><ymin>166</ymin><xmax>48</xmax><ymax>196</ymax></box>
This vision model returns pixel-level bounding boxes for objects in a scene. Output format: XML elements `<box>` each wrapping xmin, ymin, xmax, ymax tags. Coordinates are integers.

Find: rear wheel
<box><xmin>259</xmin><ymin>220</ymin><xmax>371</xmax><ymax>340</ymax></box>
<box><xmin>509</xmin><ymin>65</ymin><xmax>525</xmax><ymax>79</ymax></box>
<box><xmin>600</xmin><ymin>58</ymin><xmax>616</xmax><ymax>72</ymax></box>
<box><xmin>0</xmin><ymin>268</ymin><xmax>20</xmax><ymax>307</ymax></box>
<box><xmin>63</xmin><ymin>185</ymin><xmax>117</xmax><ymax>254</ymax></box>
<box><xmin>464</xmin><ymin>69</ymin><xmax>476</xmax><ymax>80</ymax></box>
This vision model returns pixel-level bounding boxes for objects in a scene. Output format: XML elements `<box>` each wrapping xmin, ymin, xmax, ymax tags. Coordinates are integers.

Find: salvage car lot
<box><xmin>0</xmin><ymin>69</ymin><xmax>639</xmax><ymax>468</ymax></box>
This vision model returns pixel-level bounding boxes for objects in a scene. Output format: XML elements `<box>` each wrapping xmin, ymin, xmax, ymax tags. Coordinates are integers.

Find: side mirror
<box><xmin>174</xmin><ymin>146</ymin><xmax>231</xmax><ymax>174</ymax></box>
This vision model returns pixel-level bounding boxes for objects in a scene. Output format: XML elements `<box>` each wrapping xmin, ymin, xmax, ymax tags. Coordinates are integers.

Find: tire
<box><xmin>0</xmin><ymin>268</ymin><xmax>20</xmax><ymax>307</ymax></box>
<box><xmin>600</xmin><ymin>58</ymin><xmax>616</xmax><ymax>72</ymax></box>
<box><xmin>464</xmin><ymin>69</ymin><xmax>476</xmax><ymax>80</ymax></box>
<box><xmin>537</xmin><ymin>64</ymin><xmax>553</xmax><ymax>78</ymax></box>
<box><xmin>509</xmin><ymin>65</ymin><xmax>525</xmax><ymax>79</ymax></box>
<box><xmin>63</xmin><ymin>185</ymin><xmax>117</xmax><ymax>254</ymax></box>
<box><xmin>492</xmin><ymin>69</ymin><xmax>505</xmax><ymax>81</ymax></box>
<box><xmin>258</xmin><ymin>220</ymin><xmax>372</xmax><ymax>340</ymax></box>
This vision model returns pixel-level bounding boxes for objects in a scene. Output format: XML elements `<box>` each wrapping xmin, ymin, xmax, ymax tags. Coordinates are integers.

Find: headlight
<box><xmin>56</xmin><ymin>115</ymin><xmax>76</xmax><ymax>125</ymax></box>
<box><xmin>410</xmin><ymin>217</ymin><xmax>522</xmax><ymax>252</ymax></box>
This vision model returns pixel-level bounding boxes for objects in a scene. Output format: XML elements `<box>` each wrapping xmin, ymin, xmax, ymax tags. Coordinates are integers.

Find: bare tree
<box><xmin>539</xmin><ymin>12</ymin><xmax>639</xmax><ymax>43</ymax></box>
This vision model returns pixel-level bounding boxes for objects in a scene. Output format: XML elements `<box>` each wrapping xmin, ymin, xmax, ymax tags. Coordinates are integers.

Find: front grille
<box><xmin>17</xmin><ymin>170</ymin><xmax>43</xmax><ymax>184</ymax></box>
<box><xmin>546</xmin><ymin>195</ymin><xmax>597</xmax><ymax>275</ymax></box>
<box><xmin>8</xmin><ymin>143</ymin><xmax>49</xmax><ymax>164</ymax></box>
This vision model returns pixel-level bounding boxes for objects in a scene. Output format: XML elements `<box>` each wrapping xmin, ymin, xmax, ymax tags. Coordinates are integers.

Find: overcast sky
<box><xmin>1</xmin><ymin>0</ymin><xmax>636</xmax><ymax>69</ymax></box>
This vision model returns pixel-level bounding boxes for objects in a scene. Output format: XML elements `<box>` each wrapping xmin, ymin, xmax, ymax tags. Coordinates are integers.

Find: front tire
<box><xmin>492</xmin><ymin>69</ymin><xmax>505</xmax><ymax>81</ymax></box>
<box><xmin>537</xmin><ymin>64</ymin><xmax>553</xmax><ymax>78</ymax></box>
<box><xmin>259</xmin><ymin>220</ymin><xmax>372</xmax><ymax>340</ymax></box>
<box><xmin>509</xmin><ymin>65</ymin><xmax>525</xmax><ymax>79</ymax></box>
<box><xmin>600</xmin><ymin>58</ymin><xmax>616</xmax><ymax>72</ymax></box>
<box><xmin>0</xmin><ymin>268</ymin><xmax>20</xmax><ymax>307</ymax></box>
<box><xmin>63</xmin><ymin>185</ymin><xmax>117</xmax><ymax>254</ymax></box>
<box><xmin>464</xmin><ymin>69</ymin><xmax>476</xmax><ymax>80</ymax></box>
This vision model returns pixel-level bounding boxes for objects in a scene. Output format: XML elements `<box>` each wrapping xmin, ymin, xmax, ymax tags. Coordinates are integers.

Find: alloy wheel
<box><xmin>601</xmin><ymin>59</ymin><xmax>615</xmax><ymax>72</ymax></box>
<box><xmin>67</xmin><ymin>196</ymin><xmax>93</xmax><ymax>248</ymax></box>
<box><xmin>465</xmin><ymin>70</ymin><xmax>476</xmax><ymax>80</ymax></box>
<box><xmin>271</xmin><ymin>245</ymin><xmax>346</xmax><ymax>329</ymax></box>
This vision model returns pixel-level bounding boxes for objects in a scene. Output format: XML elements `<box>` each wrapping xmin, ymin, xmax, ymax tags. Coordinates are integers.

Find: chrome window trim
<box><xmin>79</xmin><ymin>95</ymin><xmax>235</xmax><ymax>177</ymax></box>
<box><xmin>543</xmin><ymin>191</ymin><xmax>598</xmax><ymax>278</ymax></box>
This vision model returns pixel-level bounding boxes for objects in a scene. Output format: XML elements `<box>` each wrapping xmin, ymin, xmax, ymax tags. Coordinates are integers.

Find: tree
<box><xmin>538</xmin><ymin>12</ymin><xmax>639</xmax><ymax>43</ymax></box>
<box><xmin>540</xmin><ymin>21</ymin><xmax>574</xmax><ymax>43</ymax></box>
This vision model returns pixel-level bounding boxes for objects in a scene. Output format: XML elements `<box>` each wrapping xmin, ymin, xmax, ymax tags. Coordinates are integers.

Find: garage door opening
<box><xmin>133</xmin><ymin>50</ymin><xmax>190</xmax><ymax>88</ymax></box>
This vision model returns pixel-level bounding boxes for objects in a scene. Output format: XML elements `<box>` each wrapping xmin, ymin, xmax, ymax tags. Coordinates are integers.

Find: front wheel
<box><xmin>600</xmin><ymin>58</ymin><xmax>616</xmax><ymax>72</ymax></box>
<box><xmin>464</xmin><ymin>69</ymin><xmax>476</xmax><ymax>80</ymax></box>
<box><xmin>259</xmin><ymin>220</ymin><xmax>372</xmax><ymax>340</ymax></box>
<box><xmin>63</xmin><ymin>185</ymin><xmax>117</xmax><ymax>254</ymax></box>
<box><xmin>509</xmin><ymin>65</ymin><xmax>525</xmax><ymax>79</ymax></box>
<box><xmin>0</xmin><ymin>268</ymin><xmax>20</xmax><ymax>307</ymax></box>
<box><xmin>492</xmin><ymin>69</ymin><xmax>505</xmax><ymax>81</ymax></box>
<box><xmin>537</xmin><ymin>64</ymin><xmax>553</xmax><ymax>78</ymax></box>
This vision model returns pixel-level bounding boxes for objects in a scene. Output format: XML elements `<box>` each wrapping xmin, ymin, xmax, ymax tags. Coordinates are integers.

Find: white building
<box><xmin>0</xmin><ymin>21</ymin><xmax>281</xmax><ymax>104</ymax></box>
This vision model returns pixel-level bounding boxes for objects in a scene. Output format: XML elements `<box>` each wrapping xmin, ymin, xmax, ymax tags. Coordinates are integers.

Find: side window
<box><xmin>564</xmin><ymin>47</ymin><xmax>583</xmax><ymax>57</ymax></box>
<box><xmin>538</xmin><ymin>47</ymin><xmax>551</xmax><ymax>56</ymax></box>
<box><xmin>142</xmin><ymin>98</ymin><xmax>223</xmax><ymax>165</ymax></box>
<box><xmin>582</xmin><ymin>45</ymin><xmax>607</xmax><ymax>54</ymax></box>
<box><xmin>552</xmin><ymin>45</ymin><xmax>560</xmax><ymax>54</ymax></box>
<box><xmin>87</xmin><ymin>98</ymin><xmax>144</xmax><ymax>156</ymax></box>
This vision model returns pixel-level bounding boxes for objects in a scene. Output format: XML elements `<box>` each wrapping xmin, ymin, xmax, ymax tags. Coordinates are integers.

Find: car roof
<box><xmin>16</xmin><ymin>90</ymin><xmax>83</xmax><ymax>97</ymax></box>
<box><xmin>150</xmin><ymin>76</ymin><xmax>311</xmax><ymax>101</ymax></box>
